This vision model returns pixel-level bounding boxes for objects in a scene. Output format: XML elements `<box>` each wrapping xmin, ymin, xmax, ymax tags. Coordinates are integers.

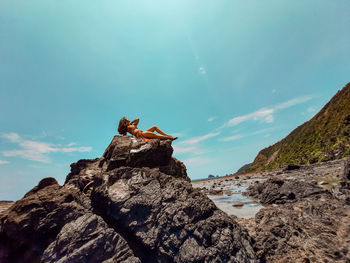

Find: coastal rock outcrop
<box><xmin>244</xmin><ymin>170</ymin><xmax>350</xmax><ymax>262</ymax></box>
<box><xmin>0</xmin><ymin>135</ymin><xmax>257</xmax><ymax>262</ymax></box>
<box><xmin>244</xmin><ymin>177</ymin><xmax>328</xmax><ymax>204</ymax></box>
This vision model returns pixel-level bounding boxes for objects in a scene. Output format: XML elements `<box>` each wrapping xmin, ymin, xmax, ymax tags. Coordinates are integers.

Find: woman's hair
<box><xmin>118</xmin><ymin>117</ymin><xmax>129</xmax><ymax>136</ymax></box>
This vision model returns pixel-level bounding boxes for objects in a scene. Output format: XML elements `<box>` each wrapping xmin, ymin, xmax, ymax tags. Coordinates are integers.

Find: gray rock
<box><xmin>244</xmin><ymin>177</ymin><xmax>328</xmax><ymax>204</ymax></box>
<box><xmin>43</xmin><ymin>214</ymin><xmax>140</xmax><ymax>263</ymax></box>
<box><xmin>284</xmin><ymin>164</ymin><xmax>301</xmax><ymax>171</ymax></box>
<box><xmin>243</xmin><ymin>170</ymin><xmax>350</xmax><ymax>263</ymax></box>
<box><xmin>92</xmin><ymin>166</ymin><xmax>256</xmax><ymax>262</ymax></box>
<box><xmin>251</xmin><ymin>193</ymin><xmax>350</xmax><ymax>262</ymax></box>
<box><xmin>0</xmin><ymin>136</ymin><xmax>257</xmax><ymax>263</ymax></box>
<box><xmin>208</xmin><ymin>189</ymin><xmax>224</xmax><ymax>195</ymax></box>
<box><xmin>101</xmin><ymin>136</ymin><xmax>173</xmax><ymax>171</ymax></box>
<box><xmin>332</xmin><ymin>159</ymin><xmax>350</xmax><ymax>204</ymax></box>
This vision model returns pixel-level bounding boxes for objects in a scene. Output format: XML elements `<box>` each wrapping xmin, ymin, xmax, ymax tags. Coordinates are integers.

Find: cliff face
<box><xmin>251</xmin><ymin>82</ymin><xmax>350</xmax><ymax>170</ymax></box>
<box><xmin>0</xmin><ymin>136</ymin><xmax>257</xmax><ymax>263</ymax></box>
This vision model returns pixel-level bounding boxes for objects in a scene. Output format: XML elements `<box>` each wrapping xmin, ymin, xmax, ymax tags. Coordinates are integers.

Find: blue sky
<box><xmin>1</xmin><ymin>0</ymin><xmax>350</xmax><ymax>200</ymax></box>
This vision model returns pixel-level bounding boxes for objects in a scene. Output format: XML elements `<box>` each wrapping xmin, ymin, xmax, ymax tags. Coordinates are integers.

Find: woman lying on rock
<box><xmin>118</xmin><ymin>117</ymin><xmax>178</xmax><ymax>141</ymax></box>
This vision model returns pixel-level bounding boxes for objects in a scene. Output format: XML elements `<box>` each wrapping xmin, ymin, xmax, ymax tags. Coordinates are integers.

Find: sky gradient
<box><xmin>1</xmin><ymin>0</ymin><xmax>350</xmax><ymax>200</ymax></box>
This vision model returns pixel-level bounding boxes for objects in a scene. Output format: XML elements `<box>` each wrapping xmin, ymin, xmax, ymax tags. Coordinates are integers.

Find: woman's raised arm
<box><xmin>129</xmin><ymin>118</ymin><xmax>139</xmax><ymax>127</ymax></box>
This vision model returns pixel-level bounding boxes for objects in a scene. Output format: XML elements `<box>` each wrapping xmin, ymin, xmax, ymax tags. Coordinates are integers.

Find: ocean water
<box><xmin>208</xmin><ymin>192</ymin><xmax>263</xmax><ymax>219</ymax></box>
<box><xmin>194</xmin><ymin>180</ymin><xmax>264</xmax><ymax>219</ymax></box>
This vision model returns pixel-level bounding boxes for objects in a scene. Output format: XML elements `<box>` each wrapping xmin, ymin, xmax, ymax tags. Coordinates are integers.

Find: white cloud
<box><xmin>0</xmin><ymin>160</ymin><xmax>9</xmax><ymax>165</ymax></box>
<box><xmin>180</xmin><ymin>132</ymin><xmax>220</xmax><ymax>145</ymax></box>
<box><xmin>4</xmin><ymin>149</ymin><xmax>51</xmax><ymax>162</ymax></box>
<box><xmin>1</xmin><ymin>133</ymin><xmax>92</xmax><ymax>163</ymax></box>
<box><xmin>173</xmin><ymin>146</ymin><xmax>197</xmax><ymax>155</ymax></box>
<box><xmin>219</xmin><ymin>134</ymin><xmax>244</xmax><ymax>142</ymax></box>
<box><xmin>208</xmin><ymin>117</ymin><xmax>216</xmax><ymax>122</ymax></box>
<box><xmin>274</xmin><ymin>95</ymin><xmax>313</xmax><ymax>110</ymax></box>
<box><xmin>226</xmin><ymin>108</ymin><xmax>274</xmax><ymax>127</ymax></box>
<box><xmin>218</xmin><ymin>127</ymin><xmax>277</xmax><ymax>143</ymax></box>
<box><xmin>183</xmin><ymin>156</ymin><xmax>210</xmax><ymax>165</ymax></box>
<box><xmin>302</xmin><ymin>105</ymin><xmax>319</xmax><ymax>117</ymax></box>
<box><xmin>307</xmin><ymin>106</ymin><xmax>318</xmax><ymax>114</ymax></box>
<box><xmin>250</xmin><ymin>127</ymin><xmax>277</xmax><ymax>136</ymax></box>
<box><xmin>59</xmin><ymin>147</ymin><xmax>92</xmax><ymax>153</ymax></box>
<box><xmin>173</xmin><ymin>144</ymin><xmax>204</xmax><ymax>155</ymax></box>
<box><xmin>171</xmin><ymin>132</ymin><xmax>187</xmax><ymax>138</ymax></box>
<box><xmin>29</xmin><ymin>164</ymin><xmax>45</xmax><ymax>169</ymax></box>
<box><xmin>198</xmin><ymin>66</ymin><xmax>206</xmax><ymax>75</ymax></box>
<box><xmin>222</xmin><ymin>95</ymin><xmax>313</xmax><ymax>128</ymax></box>
<box><xmin>173</xmin><ymin>131</ymin><xmax>219</xmax><ymax>158</ymax></box>
<box><xmin>2</xmin><ymin>133</ymin><xmax>21</xmax><ymax>143</ymax></box>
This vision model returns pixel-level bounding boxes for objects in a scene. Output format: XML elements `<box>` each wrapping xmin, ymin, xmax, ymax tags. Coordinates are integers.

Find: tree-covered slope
<box><xmin>251</xmin><ymin>82</ymin><xmax>350</xmax><ymax>170</ymax></box>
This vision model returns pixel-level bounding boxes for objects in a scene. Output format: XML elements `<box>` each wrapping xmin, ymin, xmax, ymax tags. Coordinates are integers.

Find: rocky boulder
<box><xmin>252</xmin><ymin>197</ymin><xmax>350</xmax><ymax>262</ymax></box>
<box><xmin>243</xmin><ymin>170</ymin><xmax>350</xmax><ymax>263</ymax></box>
<box><xmin>0</xmin><ymin>177</ymin><xmax>138</xmax><ymax>263</ymax></box>
<box><xmin>339</xmin><ymin>159</ymin><xmax>350</xmax><ymax>203</ymax></box>
<box><xmin>0</xmin><ymin>136</ymin><xmax>257</xmax><ymax>262</ymax></box>
<box><xmin>244</xmin><ymin>177</ymin><xmax>328</xmax><ymax>204</ymax></box>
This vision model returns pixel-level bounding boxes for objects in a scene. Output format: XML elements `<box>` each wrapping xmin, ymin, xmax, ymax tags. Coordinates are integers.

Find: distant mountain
<box><xmin>236</xmin><ymin>163</ymin><xmax>251</xmax><ymax>174</ymax></box>
<box><xmin>251</xmin><ymin>82</ymin><xmax>350</xmax><ymax>170</ymax></box>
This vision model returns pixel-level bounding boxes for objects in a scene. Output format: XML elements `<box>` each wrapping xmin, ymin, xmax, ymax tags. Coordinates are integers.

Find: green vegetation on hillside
<box><xmin>250</xmin><ymin>83</ymin><xmax>350</xmax><ymax>170</ymax></box>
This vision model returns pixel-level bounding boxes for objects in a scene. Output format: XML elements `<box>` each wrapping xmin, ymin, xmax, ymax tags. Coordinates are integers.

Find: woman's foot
<box><xmin>171</xmin><ymin>136</ymin><xmax>178</xmax><ymax>141</ymax></box>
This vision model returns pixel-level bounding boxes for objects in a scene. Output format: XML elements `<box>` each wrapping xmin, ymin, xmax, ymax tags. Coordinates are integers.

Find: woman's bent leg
<box><xmin>146</xmin><ymin>126</ymin><xmax>169</xmax><ymax>136</ymax></box>
<box><xmin>142</xmin><ymin>131</ymin><xmax>173</xmax><ymax>140</ymax></box>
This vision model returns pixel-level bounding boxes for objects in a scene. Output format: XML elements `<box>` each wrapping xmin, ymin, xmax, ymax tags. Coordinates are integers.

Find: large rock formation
<box><xmin>244</xmin><ymin>173</ymin><xmax>350</xmax><ymax>262</ymax></box>
<box><xmin>0</xmin><ymin>136</ymin><xmax>257</xmax><ymax>263</ymax></box>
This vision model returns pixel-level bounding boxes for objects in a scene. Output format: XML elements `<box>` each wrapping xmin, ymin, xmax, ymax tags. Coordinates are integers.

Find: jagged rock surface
<box><xmin>0</xmin><ymin>136</ymin><xmax>257</xmax><ymax>263</ymax></box>
<box><xmin>244</xmin><ymin>177</ymin><xmax>328</xmax><ymax>204</ymax></box>
<box><xmin>334</xmin><ymin>159</ymin><xmax>350</xmax><ymax>204</ymax></box>
<box><xmin>244</xmin><ymin>171</ymin><xmax>350</xmax><ymax>262</ymax></box>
